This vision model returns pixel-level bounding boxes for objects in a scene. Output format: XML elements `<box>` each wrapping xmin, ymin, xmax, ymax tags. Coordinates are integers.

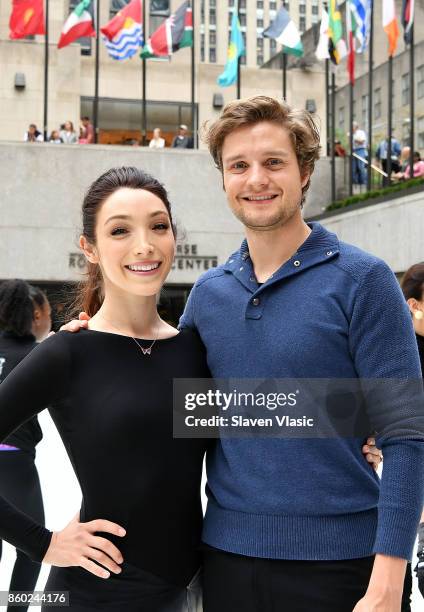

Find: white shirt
<box><xmin>149</xmin><ymin>137</ymin><xmax>165</xmax><ymax>149</ymax></box>
<box><xmin>353</xmin><ymin>129</ymin><xmax>367</xmax><ymax>149</ymax></box>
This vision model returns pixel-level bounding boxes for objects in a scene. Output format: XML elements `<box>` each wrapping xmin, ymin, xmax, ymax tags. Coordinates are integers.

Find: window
<box><xmin>257</xmin><ymin>37</ymin><xmax>264</xmax><ymax>49</ymax></box>
<box><xmin>200</xmin><ymin>33</ymin><xmax>205</xmax><ymax>62</ymax></box>
<box><xmin>209</xmin><ymin>31</ymin><xmax>216</xmax><ymax>45</ymax></box>
<box><xmin>299</xmin><ymin>16</ymin><xmax>306</xmax><ymax>32</ymax></box>
<box><xmin>209</xmin><ymin>9</ymin><xmax>216</xmax><ymax>25</ymax></box>
<box><xmin>270</xmin><ymin>39</ymin><xmax>277</xmax><ymax>54</ymax></box>
<box><xmin>417</xmin><ymin>65</ymin><xmax>424</xmax><ymax>99</ymax></box>
<box><xmin>418</xmin><ymin>117</ymin><xmax>424</xmax><ymax>149</ymax></box>
<box><xmin>228</xmin><ymin>0</ymin><xmax>235</xmax><ymax>5</ymax></box>
<box><xmin>374</xmin><ymin>88</ymin><xmax>381</xmax><ymax>120</ymax></box>
<box><xmin>257</xmin><ymin>54</ymin><xmax>264</xmax><ymax>65</ymax></box>
<box><xmin>209</xmin><ymin>0</ymin><xmax>216</xmax><ymax>6</ymax></box>
<box><xmin>402</xmin><ymin>73</ymin><xmax>410</xmax><ymax>106</ymax></box>
<box><xmin>270</xmin><ymin>1</ymin><xmax>277</xmax><ymax>9</ymax></box>
<box><xmin>402</xmin><ymin>122</ymin><xmax>410</xmax><ymax>146</ymax></box>
<box><xmin>312</xmin><ymin>5</ymin><xmax>319</xmax><ymax>14</ymax></box>
<box><xmin>299</xmin><ymin>4</ymin><xmax>306</xmax><ymax>14</ymax></box>
<box><xmin>150</xmin><ymin>0</ymin><xmax>170</xmax><ymax>15</ymax></box>
<box><xmin>361</xmin><ymin>94</ymin><xmax>368</xmax><ymax>129</ymax></box>
<box><xmin>201</xmin><ymin>0</ymin><xmax>205</xmax><ymax>23</ymax></box>
<box><xmin>257</xmin><ymin>19</ymin><xmax>264</xmax><ymax>27</ymax></box>
<box><xmin>110</xmin><ymin>0</ymin><xmax>129</xmax><ymax>17</ymax></box>
<box><xmin>257</xmin><ymin>0</ymin><xmax>264</xmax><ymax>8</ymax></box>
<box><xmin>338</xmin><ymin>106</ymin><xmax>345</xmax><ymax>131</ymax></box>
<box><xmin>239</xmin><ymin>0</ymin><xmax>246</xmax><ymax>8</ymax></box>
<box><xmin>209</xmin><ymin>47</ymin><xmax>216</xmax><ymax>63</ymax></box>
<box><xmin>240</xmin><ymin>14</ymin><xmax>247</xmax><ymax>26</ymax></box>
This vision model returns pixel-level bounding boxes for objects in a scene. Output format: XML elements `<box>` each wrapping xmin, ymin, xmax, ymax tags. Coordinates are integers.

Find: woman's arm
<box><xmin>0</xmin><ymin>333</ymin><xmax>125</xmax><ymax>577</ymax></box>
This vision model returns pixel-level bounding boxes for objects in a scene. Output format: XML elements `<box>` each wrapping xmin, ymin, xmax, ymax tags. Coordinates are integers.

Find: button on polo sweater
<box><xmin>179</xmin><ymin>222</ymin><xmax>424</xmax><ymax>562</ymax></box>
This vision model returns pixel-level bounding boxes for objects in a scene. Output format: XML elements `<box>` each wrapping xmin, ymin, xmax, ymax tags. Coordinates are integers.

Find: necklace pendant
<box><xmin>141</xmin><ymin>347</ymin><xmax>151</xmax><ymax>355</ymax></box>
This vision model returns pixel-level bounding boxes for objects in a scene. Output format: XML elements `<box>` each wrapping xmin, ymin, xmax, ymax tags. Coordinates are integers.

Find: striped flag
<box><xmin>140</xmin><ymin>1</ymin><xmax>192</xmax><ymax>59</ymax></box>
<box><xmin>401</xmin><ymin>0</ymin><xmax>414</xmax><ymax>44</ymax></box>
<box><xmin>101</xmin><ymin>0</ymin><xmax>143</xmax><ymax>60</ymax></box>
<box><xmin>382</xmin><ymin>0</ymin><xmax>399</xmax><ymax>57</ymax></box>
<box><xmin>58</xmin><ymin>0</ymin><xmax>95</xmax><ymax>49</ymax></box>
<box><xmin>350</xmin><ymin>0</ymin><xmax>372</xmax><ymax>53</ymax></box>
<box><xmin>328</xmin><ymin>0</ymin><xmax>347</xmax><ymax>65</ymax></box>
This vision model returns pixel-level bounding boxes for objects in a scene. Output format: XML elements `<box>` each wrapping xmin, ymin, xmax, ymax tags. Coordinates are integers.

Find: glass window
<box><xmin>150</xmin><ymin>0</ymin><xmax>170</xmax><ymax>16</ymax></box>
<box><xmin>209</xmin><ymin>8</ymin><xmax>216</xmax><ymax>25</ymax></box>
<box><xmin>299</xmin><ymin>5</ymin><xmax>306</xmax><ymax>14</ymax></box>
<box><xmin>270</xmin><ymin>1</ymin><xmax>277</xmax><ymax>9</ymax></box>
<box><xmin>200</xmin><ymin>33</ymin><xmax>205</xmax><ymax>62</ymax></box>
<box><xmin>270</xmin><ymin>39</ymin><xmax>277</xmax><ymax>54</ymax></box>
<box><xmin>361</xmin><ymin>94</ymin><xmax>368</xmax><ymax>129</ymax></box>
<box><xmin>257</xmin><ymin>37</ymin><xmax>264</xmax><ymax>49</ymax></box>
<box><xmin>299</xmin><ymin>16</ymin><xmax>306</xmax><ymax>32</ymax></box>
<box><xmin>110</xmin><ymin>0</ymin><xmax>129</xmax><ymax>17</ymax></box>
<box><xmin>239</xmin><ymin>0</ymin><xmax>246</xmax><ymax>7</ymax></box>
<box><xmin>402</xmin><ymin>73</ymin><xmax>410</xmax><ymax>106</ymax></box>
<box><xmin>402</xmin><ymin>122</ymin><xmax>410</xmax><ymax>146</ymax></box>
<box><xmin>374</xmin><ymin>88</ymin><xmax>381</xmax><ymax>120</ymax></box>
<box><xmin>209</xmin><ymin>32</ymin><xmax>216</xmax><ymax>45</ymax></box>
<box><xmin>417</xmin><ymin>65</ymin><xmax>424</xmax><ymax>99</ymax></box>
<box><xmin>228</xmin><ymin>0</ymin><xmax>235</xmax><ymax>6</ymax></box>
<box><xmin>257</xmin><ymin>0</ymin><xmax>264</xmax><ymax>8</ymax></box>
<box><xmin>240</xmin><ymin>13</ymin><xmax>246</xmax><ymax>26</ymax></box>
<box><xmin>312</xmin><ymin>5</ymin><xmax>319</xmax><ymax>14</ymax></box>
<box><xmin>209</xmin><ymin>47</ymin><xmax>216</xmax><ymax>63</ymax></box>
<box><xmin>209</xmin><ymin>0</ymin><xmax>216</xmax><ymax>6</ymax></box>
<box><xmin>257</xmin><ymin>18</ymin><xmax>264</xmax><ymax>27</ymax></box>
<box><xmin>257</xmin><ymin>54</ymin><xmax>264</xmax><ymax>65</ymax></box>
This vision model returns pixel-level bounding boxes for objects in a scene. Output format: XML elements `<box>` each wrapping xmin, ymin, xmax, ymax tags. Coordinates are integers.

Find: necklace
<box><xmin>95</xmin><ymin>314</ymin><xmax>159</xmax><ymax>357</ymax></box>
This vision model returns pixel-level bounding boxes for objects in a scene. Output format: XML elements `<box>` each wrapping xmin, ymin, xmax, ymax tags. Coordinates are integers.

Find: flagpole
<box><xmin>367</xmin><ymin>0</ymin><xmax>374</xmax><ymax>191</ymax></box>
<box><xmin>43</xmin><ymin>0</ymin><xmax>49</xmax><ymax>141</ymax></box>
<box><xmin>141</xmin><ymin>0</ymin><xmax>147</xmax><ymax>145</ymax></box>
<box><xmin>325</xmin><ymin>58</ymin><xmax>330</xmax><ymax>155</ymax></box>
<box><xmin>408</xmin><ymin>22</ymin><xmax>415</xmax><ymax>180</ymax></box>
<box><xmin>281</xmin><ymin>52</ymin><xmax>287</xmax><ymax>100</ymax></box>
<box><xmin>191</xmin><ymin>0</ymin><xmax>196</xmax><ymax>148</ymax></box>
<box><xmin>237</xmin><ymin>3</ymin><xmax>241</xmax><ymax>99</ymax></box>
<box><xmin>386</xmin><ymin>55</ymin><xmax>393</xmax><ymax>186</ymax></box>
<box><xmin>331</xmin><ymin>70</ymin><xmax>336</xmax><ymax>204</ymax></box>
<box><xmin>93</xmin><ymin>0</ymin><xmax>100</xmax><ymax>144</ymax></box>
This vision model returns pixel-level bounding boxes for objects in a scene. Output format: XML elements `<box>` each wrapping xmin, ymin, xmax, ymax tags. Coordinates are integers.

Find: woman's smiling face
<box><xmin>80</xmin><ymin>187</ymin><xmax>175</xmax><ymax>298</ymax></box>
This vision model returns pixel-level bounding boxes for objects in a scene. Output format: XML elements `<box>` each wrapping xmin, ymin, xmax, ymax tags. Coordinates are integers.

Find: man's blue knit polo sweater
<box><xmin>179</xmin><ymin>222</ymin><xmax>424</xmax><ymax>562</ymax></box>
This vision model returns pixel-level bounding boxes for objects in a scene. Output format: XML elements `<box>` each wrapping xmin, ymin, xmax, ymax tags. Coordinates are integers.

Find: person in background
<box><xmin>375</xmin><ymin>133</ymin><xmax>402</xmax><ymax>179</ymax></box>
<box><xmin>60</xmin><ymin>121</ymin><xmax>78</xmax><ymax>145</ymax></box>
<box><xmin>171</xmin><ymin>124</ymin><xmax>191</xmax><ymax>149</ymax></box>
<box><xmin>49</xmin><ymin>130</ymin><xmax>63</xmax><ymax>144</ymax></box>
<box><xmin>149</xmin><ymin>128</ymin><xmax>165</xmax><ymax>149</ymax></box>
<box><xmin>392</xmin><ymin>147</ymin><xmax>411</xmax><ymax>181</ymax></box>
<box><xmin>401</xmin><ymin>262</ymin><xmax>424</xmax><ymax>602</ymax></box>
<box><xmin>352</xmin><ymin>122</ymin><xmax>368</xmax><ymax>188</ymax></box>
<box><xmin>404</xmin><ymin>152</ymin><xmax>424</xmax><ymax>180</ymax></box>
<box><xmin>24</xmin><ymin>124</ymin><xmax>43</xmax><ymax>143</ymax></box>
<box><xmin>79</xmin><ymin>117</ymin><xmax>94</xmax><ymax>144</ymax></box>
<box><xmin>0</xmin><ymin>280</ymin><xmax>51</xmax><ymax>612</ymax></box>
<box><xmin>334</xmin><ymin>140</ymin><xmax>346</xmax><ymax>157</ymax></box>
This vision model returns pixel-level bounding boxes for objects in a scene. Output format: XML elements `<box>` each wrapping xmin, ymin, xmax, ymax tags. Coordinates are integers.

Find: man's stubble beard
<box><xmin>233</xmin><ymin>195</ymin><xmax>302</xmax><ymax>232</ymax></box>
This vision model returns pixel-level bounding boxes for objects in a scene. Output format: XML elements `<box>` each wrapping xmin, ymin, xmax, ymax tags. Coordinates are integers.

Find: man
<box><xmin>351</xmin><ymin>121</ymin><xmax>368</xmax><ymax>188</ymax></box>
<box><xmin>171</xmin><ymin>124</ymin><xmax>191</xmax><ymax>149</ymax></box>
<box><xmin>376</xmin><ymin>132</ymin><xmax>401</xmax><ymax>181</ymax></box>
<box><xmin>23</xmin><ymin>124</ymin><xmax>43</xmax><ymax>143</ymax></box>
<box><xmin>177</xmin><ymin>96</ymin><xmax>424</xmax><ymax>612</ymax></box>
<box><xmin>80</xmin><ymin>116</ymin><xmax>94</xmax><ymax>144</ymax></box>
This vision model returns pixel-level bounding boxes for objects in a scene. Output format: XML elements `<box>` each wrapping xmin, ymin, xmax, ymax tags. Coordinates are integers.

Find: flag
<box><xmin>315</xmin><ymin>9</ymin><xmax>330</xmax><ymax>60</ymax></box>
<box><xmin>58</xmin><ymin>0</ymin><xmax>95</xmax><ymax>49</ymax></box>
<box><xmin>382</xmin><ymin>0</ymin><xmax>399</xmax><ymax>56</ymax></box>
<box><xmin>401</xmin><ymin>0</ymin><xmax>414</xmax><ymax>44</ymax></box>
<box><xmin>9</xmin><ymin>0</ymin><xmax>44</xmax><ymax>39</ymax></box>
<box><xmin>101</xmin><ymin>0</ymin><xmax>142</xmax><ymax>60</ymax></box>
<box><xmin>140</xmin><ymin>0</ymin><xmax>192</xmax><ymax>59</ymax></box>
<box><xmin>101</xmin><ymin>0</ymin><xmax>141</xmax><ymax>40</ymax></box>
<box><xmin>263</xmin><ymin>5</ymin><xmax>303</xmax><ymax>57</ymax></box>
<box><xmin>217</xmin><ymin>9</ymin><xmax>245</xmax><ymax>87</ymax></box>
<box><xmin>346</xmin><ymin>1</ymin><xmax>355</xmax><ymax>84</ymax></box>
<box><xmin>328</xmin><ymin>0</ymin><xmax>346</xmax><ymax>65</ymax></box>
<box><xmin>350</xmin><ymin>0</ymin><xmax>372</xmax><ymax>52</ymax></box>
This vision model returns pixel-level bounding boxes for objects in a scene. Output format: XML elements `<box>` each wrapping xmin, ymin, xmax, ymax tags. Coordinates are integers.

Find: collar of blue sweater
<box><xmin>222</xmin><ymin>222</ymin><xmax>340</xmax><ymax>294</ymax></box>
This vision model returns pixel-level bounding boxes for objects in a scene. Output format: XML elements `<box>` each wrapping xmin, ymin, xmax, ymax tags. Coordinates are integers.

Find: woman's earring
<box><xmin>414</xmin><ymin>311</ymin><xmax>424</xmax><ymax>320</ymax></box>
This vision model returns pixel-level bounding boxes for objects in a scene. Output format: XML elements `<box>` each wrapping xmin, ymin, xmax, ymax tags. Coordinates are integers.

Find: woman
<box><xmin>59</xmin><ymin>121</ymin><xmax>78</xmax><ymax>145</ymax></box>
<box><xmin>0</xmin><ymin>168</ymin><xmax>380</xmax><ymax>611</ymax></box>
<box><xmin>49</xmin><ymin>130</ymin><xmax>63</xmax><ymax>144</ymax></box>
<box><xmin>401</xmin><ymin>263</ymin><xmax>424</xmax><ymax>601</ymax></box>
<box><xmin>0</xmin><ymin>168</ymin><xmax>208</xmax><ymax>611</ymax></box>
<box><xmin>0</xmin><ymin>280</ymin><xmax>51</xmax><ymax>612</ymax></box>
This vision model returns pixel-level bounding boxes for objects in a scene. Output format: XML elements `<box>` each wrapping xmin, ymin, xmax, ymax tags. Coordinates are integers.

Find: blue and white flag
<box><xmin>217</xmin><ymin>10</ymin><xmax>245</xmax><ymax>87</ymax></box>
<box><xmin>103</xmin><ymin>18</ymin><xmax>143</xmax><ymax>60</ymax></box>
<box><xmin>350</xmin><ymin>0</ymin><xmax>372</xmax><ymax>53</ymax></box>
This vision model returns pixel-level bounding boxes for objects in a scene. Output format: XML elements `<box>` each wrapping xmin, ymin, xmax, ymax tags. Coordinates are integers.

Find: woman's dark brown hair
<box><xmin>72</xmin><ymin>167</ymin><xmax>175</xmax><ymax>318</ymax></box>
<box><xmin>401</xmin><ymin>262</ymin><xmax>424</xmax><ymax>301</ymax></box>
<box><xmin>0</xmin><ymin>280</ymin><xmax>47</xmax><ymax>336</ymax></box>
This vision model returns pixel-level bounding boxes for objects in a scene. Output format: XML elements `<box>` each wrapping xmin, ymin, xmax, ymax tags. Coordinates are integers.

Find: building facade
<box><xmin>0</xmin><ymin>0</ymin><xmax>326</xmax><ymax>145</ymax></box>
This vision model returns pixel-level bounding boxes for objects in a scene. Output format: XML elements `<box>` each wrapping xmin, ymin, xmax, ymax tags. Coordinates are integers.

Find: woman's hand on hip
<box><xmin>43</xmin><ymin>512</ymin><xmax>126</xmax><ymax>579</ymax></box>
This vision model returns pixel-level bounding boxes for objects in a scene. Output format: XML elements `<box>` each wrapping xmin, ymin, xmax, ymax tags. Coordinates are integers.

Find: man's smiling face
<box><xmin>221</xmin><ymin>121</ymin><xmax>310</xmax><ymax>231</ymax></box>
